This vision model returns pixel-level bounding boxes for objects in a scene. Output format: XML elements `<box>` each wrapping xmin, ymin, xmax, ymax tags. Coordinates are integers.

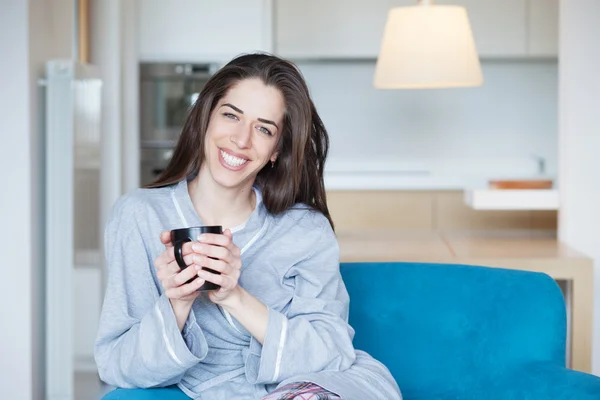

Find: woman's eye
<box><xmin>223</xmin><ymin>112</ymin><xmax>239</xmax><ymax>120</ymax></box>
<box><xmin>258</xmin><ymin>126</ymin><xmax>273</xmax><ymax>136</ymax></box>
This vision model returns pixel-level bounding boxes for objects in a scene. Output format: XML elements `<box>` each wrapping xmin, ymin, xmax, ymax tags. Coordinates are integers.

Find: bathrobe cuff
<box><xmin>245</xmin><ymin>306</ymin><xmax>288</xmax><ymax>384</ymax></box>
<box><xmin>156</xmin><ymin>294</ymin><xmax>209</xmax><ymax>366</ymax></box>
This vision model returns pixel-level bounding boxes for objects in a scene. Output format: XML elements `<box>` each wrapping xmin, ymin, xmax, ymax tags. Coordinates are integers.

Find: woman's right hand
<box><xmin>154</xmin><ymin>231</ymin><xmax>206</xmax><ymax>305</ymax></box>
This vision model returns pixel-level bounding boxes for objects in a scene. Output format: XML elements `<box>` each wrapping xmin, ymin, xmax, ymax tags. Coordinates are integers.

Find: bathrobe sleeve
<box><xmin>94</xmin><ymin>196</ymin><xmax>209</xmax><ymax>388</ymax></box>
<box><xmin>245</xmin><ymin>215</ymin><xmax>357</xmax><ymax>384</ymax></box>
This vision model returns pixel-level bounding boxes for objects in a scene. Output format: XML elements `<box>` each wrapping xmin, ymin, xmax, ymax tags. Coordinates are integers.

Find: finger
<box><xmin>154</xmin><ymin>243</ymin><xmax>181</xmax><ymax>267</ymax></box>
<box><xmin>197</xmin><ymin>231</ymin><xmax>241</xmax><ymax>262</ymax></box>
<box><xmin>222</xmin><ymin>230</ymin><xmax>241</xmax><ymax>257</ymax></box>
<box><xmin>196</xmin><ymin>268</ymin><xmax>234</xmax><ymax>290</ymax></box>
<box><xmin>169</xmin><ymin>253</ymin><xmax>195</xmax><ymax>270</ymax></box>
<box><xmin>156</xmin><ymin>251</ymin><xmax>194</xmax><ymax>274</ymax></box>
<box><xmin>159</xmin><ymin>255</ymin><xmax>195</xmax><ymax>285</ymax></box>
<box><xmin>170</xmin><ymin>264</ymin><xmax>203</xmax><ymax>288</ymax></box>
<box><xmin>162</xmin><ymin>241</ymin><xmax>197</xmax><ymax>263</ymax></box>
<box><xmin>156</xmin><ymin>254</ymin><xmax>195</xmax><ymax>281</ymax></box>
<box><xmin>160</xmin><ymin>231</ymin><xmax>173</xmax><ymax>247</ymax></box>
<box><xmin>222</xmin><ymin>229</ymin><xmax>241</xmax><ymax>259</ymax></box>
<box><xmin>192</xmin><ymin>242</ymin><xmax>230</xmax><ymax>261</ymax></box>
<box><xmin>166</xmin><ymin>277</ymin><xmax>205</xmax><ymax>298</ymax></box>
<box><xmin>196</xmin><ymin>232</ymin><xmax>231</xmax><ymax>247</ymax></box>
<box><xmin>193</xmin><ymin>255</ymin><xmax>232</xmax><ymax>275</ymax></box>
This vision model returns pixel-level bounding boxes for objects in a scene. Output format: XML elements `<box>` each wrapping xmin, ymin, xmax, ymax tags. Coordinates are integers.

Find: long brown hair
<box><xmin>147</xmin><ymin>53</ymin><xmax>334</xmax><ymax>230</ymax></box>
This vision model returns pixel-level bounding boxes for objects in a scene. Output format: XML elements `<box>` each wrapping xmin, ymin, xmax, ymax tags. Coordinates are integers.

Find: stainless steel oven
<box><xmin>140</xmin><ymin>62</ymin><xmax>218</xmax><ymax>185</ymax></box>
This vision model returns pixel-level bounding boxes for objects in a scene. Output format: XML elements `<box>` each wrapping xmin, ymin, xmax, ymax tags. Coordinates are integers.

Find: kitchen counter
<box><xmin>324</xmin><ymin>173</ymin><xmax>487</xmax><ymax>191</ymax></box>
<box><xmin>324</xmin><ymin>171</ymin><xmax>560</xmax><ymax>211</ymax></box>
<box><xmin>337</xmin><ymin>229</ymin><xmax>593</xmax><ymax>373</ymax></box>
<box><xmin>323</xmin><ymin>157</ymin><xmax>557</xmax><ymax>192</ymax></box>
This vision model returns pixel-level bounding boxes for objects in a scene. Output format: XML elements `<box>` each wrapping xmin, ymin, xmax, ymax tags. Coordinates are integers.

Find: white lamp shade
<box><xmin>374</xmin><ymin>5</ymin><xmax>484</xmax><ymax>89</ymax></box>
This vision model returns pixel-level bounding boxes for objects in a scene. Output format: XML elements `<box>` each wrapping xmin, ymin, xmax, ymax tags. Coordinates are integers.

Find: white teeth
<box><xmin>220</xmin><ymin>150</ymin><xmax>248</xmax><ymax>167</ymax></box>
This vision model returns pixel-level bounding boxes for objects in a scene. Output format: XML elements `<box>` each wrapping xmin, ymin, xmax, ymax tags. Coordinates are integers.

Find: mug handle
<box><xmin>174</xmin><ymin>238</ymin><xmax>190</xmax><ymax>270</ymax></box>
<box><xmin>174</xmin><ymin>238</ymin><xmax>197</xmax><ymax>285</ymax></box>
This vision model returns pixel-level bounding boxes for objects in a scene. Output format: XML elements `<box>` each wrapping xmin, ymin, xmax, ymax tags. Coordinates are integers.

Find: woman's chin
<box><xmin>212</xmin><ymin>172</ymin><xmax>254</xmax><ymax>190</ymax></box>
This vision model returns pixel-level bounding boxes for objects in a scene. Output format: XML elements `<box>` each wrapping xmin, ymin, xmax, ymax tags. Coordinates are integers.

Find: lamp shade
<box><xmin>374</xmin><ymin>4</ymin><xmax>483</xmax><ymax>89</ymax></box>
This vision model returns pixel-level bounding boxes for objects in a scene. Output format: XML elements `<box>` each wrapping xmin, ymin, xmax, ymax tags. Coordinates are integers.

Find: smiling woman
<box><xmin>95</xmin><ymin>53</ymin><xmax>402</xmax><ymax>400</ymax></box>
<box><xmin>146</xmin><ymin>53</ymin><xmax>332</xmax><ymax>229</ymax></box>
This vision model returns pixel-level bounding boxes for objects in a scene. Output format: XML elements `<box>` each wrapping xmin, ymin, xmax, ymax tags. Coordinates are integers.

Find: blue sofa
<box><xmin>342</xmin><ymin>262</ymin><xmax>600</xmax><ymax>400</ymax></box>
<box><xmin>102</xmin><ymin>262</ymin><xmax>600</xmax><ymax>399</ymax></box>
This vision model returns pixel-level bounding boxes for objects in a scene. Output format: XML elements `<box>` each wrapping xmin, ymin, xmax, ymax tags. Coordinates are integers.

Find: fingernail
<box><xmin>197</xmin><ymin>234</ymin><xmax>207</xmax><ymax>242</ymax></box>
<box><xmin>192</xmin><ymin>243</ymin><xmax>201</xmax><ymax>251</ymax></box>
<box><xmin>194</xmin><ymin>265</ymin><xmax>201</xmax><ymax>271</ymax></box>
<box><xmin>193</xmin><ymin>255</ymin><xmax>202</xmax><ymax>263</ymax></box>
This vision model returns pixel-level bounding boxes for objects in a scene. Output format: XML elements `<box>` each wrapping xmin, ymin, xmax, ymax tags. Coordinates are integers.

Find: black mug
<box><xmin>170</xmin><ymin>225</ymin><xmax>223</xmax><ymax>291</ymax></box>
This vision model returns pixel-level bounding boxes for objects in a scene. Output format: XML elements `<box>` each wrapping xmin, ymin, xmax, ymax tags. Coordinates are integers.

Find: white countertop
<box><xmin>324</xmin><ymin>172</ymin><xmax>489</xmax><ymax>190</ymax></box>
<box><xmin>322</xmin><ymin>157</ymin><xmax>558</xmax><ymax>210</ymax></box>
<box><xmin>323</xmin><ymin>157</ymin><xmax>556</xmax><ymax>191</ymax></box>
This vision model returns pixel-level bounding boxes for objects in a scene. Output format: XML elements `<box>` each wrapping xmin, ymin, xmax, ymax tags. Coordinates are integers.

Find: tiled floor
<box><xmin>75</xmin><ymin>372</ymin><xmax>113</xmax><ymax>400</ymax></box>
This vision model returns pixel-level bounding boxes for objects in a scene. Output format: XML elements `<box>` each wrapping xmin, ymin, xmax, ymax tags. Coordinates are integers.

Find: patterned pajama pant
<box><xmin>261</xmin><ymin>382</ymin><xmax>342</xmax><ymax>400</ymax></box>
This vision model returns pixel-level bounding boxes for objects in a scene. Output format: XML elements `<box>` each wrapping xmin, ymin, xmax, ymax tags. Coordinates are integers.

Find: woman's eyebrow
<box><xmin>223</xmin><ymin>103</ymin><xmax>279</xmax><ymax>129</ymax></box>
<box><xmin>223</xmin><ymin>103</ymin><xmax>243</xmax><ymax>113</ymax></box>
<box><xmin>257</xmin><ymin>118</ymin><xmax>278</xmax><ymax>129</ymax></box>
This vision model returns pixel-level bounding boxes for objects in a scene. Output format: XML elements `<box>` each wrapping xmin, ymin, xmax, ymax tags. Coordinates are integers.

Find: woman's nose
<box><xmin>230</xmin><ymin>124</ymin><xmax>252</xmax><ymax>149</ymax></box>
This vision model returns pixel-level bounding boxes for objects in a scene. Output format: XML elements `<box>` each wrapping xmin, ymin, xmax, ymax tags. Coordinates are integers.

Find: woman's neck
<box><xmin>188</xmin><ymin>168</ymin><xmax>256</xmax><ymax>230</ymax></box>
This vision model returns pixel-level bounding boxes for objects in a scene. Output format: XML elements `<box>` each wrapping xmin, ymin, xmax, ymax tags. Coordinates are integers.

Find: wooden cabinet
<box><xmin>137</xmin><ymin>0</ymin><xmax>557</xmax><ymax>61</ymax></box>
<box><xmin>275</xmin><ymin>0</ymin><xmax>558</xmax><ymax>59</ymax></box>
<box><xmin>138</xmin><ymin>0</ymin><xmax>272</xmax><ymax>62</ymax></box>
<box><xmin>528</xmin><ymin>0</ymin><xmax>559</xmax><ymax>56</ymax></box>
<box><xmin>275</xmin><ymin>0</ymin><xmax>412</xmax><ymax>58</ymax></box>
<box><xmin>442</xmin><ymin>0</ymin><xmax>528</xmax><ymax>57</ymax></box>
<box><xmin>455</xmin><ymin>0</ymin><xmax>558</xmax><ymax>57</ymax></box>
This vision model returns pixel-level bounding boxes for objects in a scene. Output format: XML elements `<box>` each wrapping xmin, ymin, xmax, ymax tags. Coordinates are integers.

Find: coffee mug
<box><xmin>170</xmin><ymin>225</ymin><xmax>223</xmax><ymax>291</ymax></box>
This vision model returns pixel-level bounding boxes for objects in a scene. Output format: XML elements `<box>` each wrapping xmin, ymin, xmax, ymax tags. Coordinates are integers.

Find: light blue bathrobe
<box><xmin>95</xmin><ymin>179</ymin><xmax>401</xmax><ymax>399</ymax></box>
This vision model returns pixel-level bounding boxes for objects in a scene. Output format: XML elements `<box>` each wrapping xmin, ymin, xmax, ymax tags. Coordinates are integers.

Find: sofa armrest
<box><xmin>486</xmin><ymin>362</ymin><xmax>600</xmax><ymax>400</ymax></box>
<box><xmin>342</xmin><ymin>262</ymin><xmax>571</xmax><ymax>398</ymax></box>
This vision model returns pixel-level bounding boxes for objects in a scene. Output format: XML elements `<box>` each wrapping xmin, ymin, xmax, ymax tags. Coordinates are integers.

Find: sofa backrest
<box><xmin>340</xmin><ymin>262</ymin><xmax>566</xmax><ymax>398</ymax></box>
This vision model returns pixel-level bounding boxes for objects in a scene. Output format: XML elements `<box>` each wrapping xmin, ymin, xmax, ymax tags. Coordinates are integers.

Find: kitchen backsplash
<box><xmin>297</xmin><ymin>59</ymin><xmax>558</xmax><ymax>181</ymax></box>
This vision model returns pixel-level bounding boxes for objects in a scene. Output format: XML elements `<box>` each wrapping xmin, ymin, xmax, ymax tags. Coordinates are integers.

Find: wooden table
<box><xmin>337</xmin><ymin>229</ymin><xmax>594</xmax><ymax>374</ymax></box>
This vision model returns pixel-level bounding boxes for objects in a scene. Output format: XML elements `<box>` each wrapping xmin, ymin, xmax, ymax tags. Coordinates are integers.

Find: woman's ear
<box><xmin>271</xmin><ymin>153</ymin><xmax>278</xmax><ymax>163</ymax></box>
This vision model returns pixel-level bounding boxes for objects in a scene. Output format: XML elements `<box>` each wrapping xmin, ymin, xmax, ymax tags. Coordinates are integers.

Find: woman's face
<box><xmin>202</xmin><ymin>78</ymin><xmax>285</xmax><ymax>191</ymax></box>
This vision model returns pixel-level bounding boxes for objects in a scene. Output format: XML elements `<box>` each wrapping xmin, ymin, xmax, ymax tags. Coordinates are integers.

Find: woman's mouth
<box><xmin>220</xmin><ymin>149</ymin><xmax>249</xmax><ymax>169</ymax></box>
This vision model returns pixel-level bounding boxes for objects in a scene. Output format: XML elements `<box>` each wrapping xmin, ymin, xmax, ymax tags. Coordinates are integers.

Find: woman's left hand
<box><xmin>191</xmin><ymin>229</ymin><xmax>242</xmax><ymax>305</ymax></box>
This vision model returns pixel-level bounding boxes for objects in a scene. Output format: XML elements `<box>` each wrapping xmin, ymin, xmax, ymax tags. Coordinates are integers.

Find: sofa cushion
<box><xmin>340</xmin><ymin>262</ymin><xmax>567</xmax><ymax>399</ymax></box>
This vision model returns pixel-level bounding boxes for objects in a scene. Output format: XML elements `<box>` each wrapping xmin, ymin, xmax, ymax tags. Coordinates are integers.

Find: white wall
<box><xmin>298</xmin><ymin>59</ymin><xmax>558</xmax><ymax>180</ymax></box>
<box><xmin>0</xmin><ymin>0</ymin><xmax>74</xmax><ymax>398</ymax></box>
<box><xmin>558</xmin><ymin>0</ymin><xmax>600</xmax><ymax>375</ymax></box>
<box><xmin>0</xmin><ymin>3</ymin><xmax>35</xmax><ymax>398</ymax></box>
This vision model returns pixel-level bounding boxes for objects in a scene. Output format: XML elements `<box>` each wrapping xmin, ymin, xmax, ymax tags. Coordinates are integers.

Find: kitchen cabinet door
<box><xmin>139</xmin><ymin>0</ymin><xmax>272</xmax><ymax>62</ymax></box>
<box><xmin>275</xmin><ymin>0</ymin><xmax>413</xmax><ymax>59</ymax></box>
<box><xmin>527</xmin><ymin>0</ymin><xmax>559</xmax><ymax>56</ymax></box>
<box><xmin>436</xmin><ymin>0</ymin><xmax>528</xmax><ymax>57</ymax></box>
<box><xmin>438</xmin><ymin>0</ymin><xmax>557</xmax><ymax>57</ymax></box>
<box><xmin>276</xmin><ymin>0</ymin><xmax>530</xmax><ymax>59</ymax></box>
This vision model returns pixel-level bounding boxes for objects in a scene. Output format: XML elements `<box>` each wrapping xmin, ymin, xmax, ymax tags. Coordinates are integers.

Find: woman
<box><xmin>95</xmin><ymin>53</ymin><xmax>401</xmax><ymax>400</ymax></box>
